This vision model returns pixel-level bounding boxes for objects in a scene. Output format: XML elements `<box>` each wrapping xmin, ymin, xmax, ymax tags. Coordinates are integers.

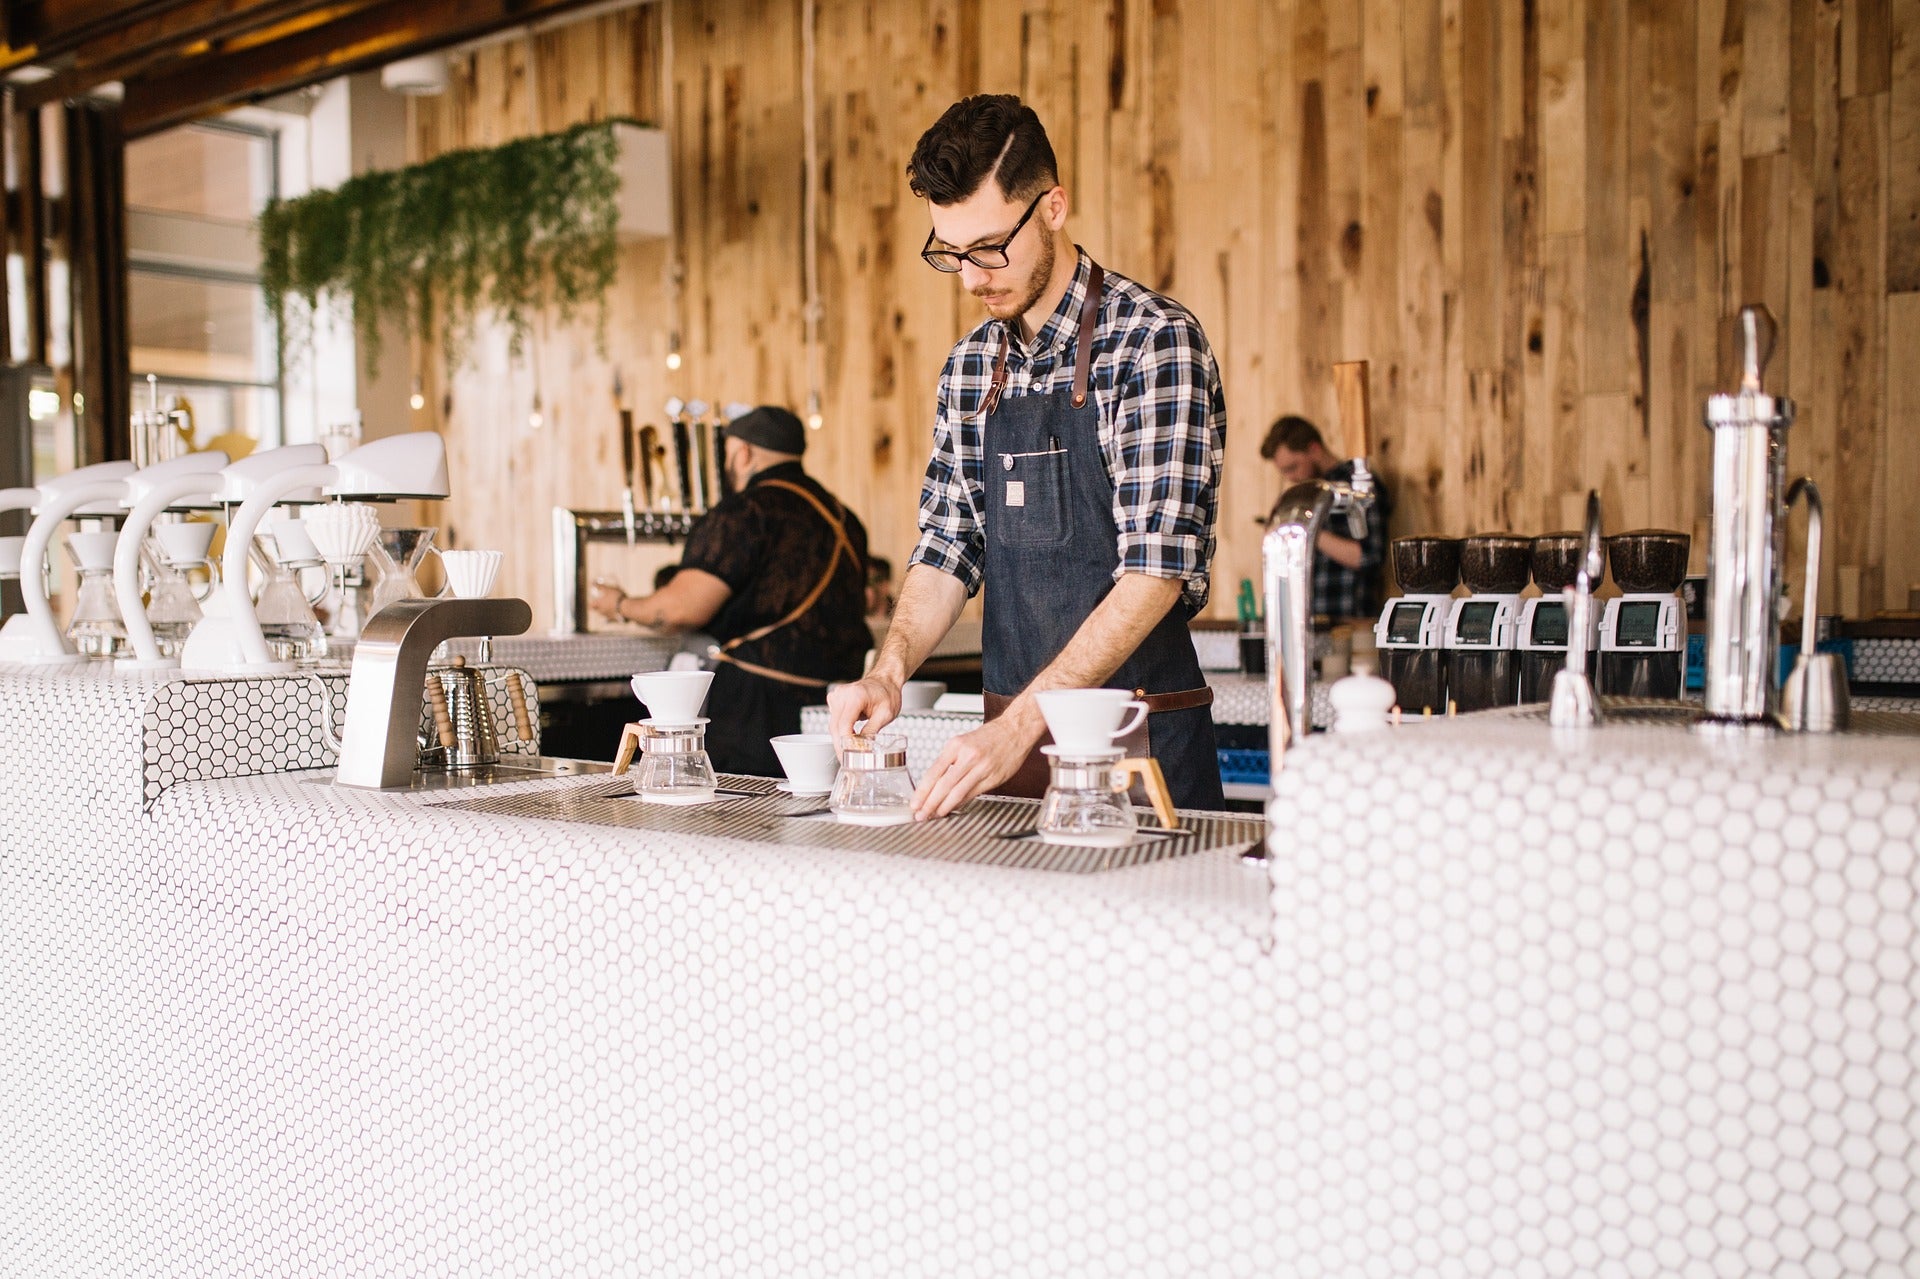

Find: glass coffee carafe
<box><xmin>64</xmin><ymin>531</ymin><xmax>126</xmax><ymax>658</ymax></box>
<box><xmin>1036</xmin><ymin>749</ymin><xmax>1178</xmax><ymax>847</ymax></box>
<box><xmin>368</xmin><ymin>527</ymin><xmax>443</xmax><ymax>615</ymax></box>
<box><xmin>632</xmin><ymin>719</ymin><xmax>718</xmax><ymax>804</ymax></box>
<box><xmin>829</xmin><ymin>733</ymin><xmax>916</xmax><ymax>826</ymax></box>
<box><xmin>251</xmin><ymin>530</ymin><xmax>327</xmax><ymax>662</ymax></box>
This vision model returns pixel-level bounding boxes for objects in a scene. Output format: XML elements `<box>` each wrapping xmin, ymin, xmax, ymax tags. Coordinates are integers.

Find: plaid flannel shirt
<box><xmin>1309</xmin><ymin>459</ymin><xmax>1393</xmax><ymax>620</ymax></box>
<box><xmin>908</xmin><ymin>249</ymin><xmax>1226</xmax><ymax>612</ymax></box>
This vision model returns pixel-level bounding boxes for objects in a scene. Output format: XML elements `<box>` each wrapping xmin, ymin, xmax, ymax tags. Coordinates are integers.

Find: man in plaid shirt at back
<box><xmin>830</xmin><ymin>94</ymin><xmax>1227</xmax><ymax>815</ymax></box>
<box><xmin>1261</xmin><ymin>414</ymin><xmax>1393</xmax><ymax>621</ymax></box>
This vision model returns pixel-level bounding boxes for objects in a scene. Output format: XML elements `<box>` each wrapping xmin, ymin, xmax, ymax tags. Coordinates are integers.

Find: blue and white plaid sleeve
<box><xmin>907</xmin><ymin>359</ymin><xmax>987</xmax><ymax>595</ymax></box>
<box><xmin>1107</xmin><ymin>314</ymin><xmax>1225</xmax><ymax>611</ymax></box>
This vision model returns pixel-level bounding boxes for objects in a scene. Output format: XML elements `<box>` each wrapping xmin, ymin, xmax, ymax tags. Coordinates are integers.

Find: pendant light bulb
<box><xmin>409</xmin><ymin>375</ymin><xmax>426</xmax><ymax>412</ymax></box>
<box><xmin>666</xmin><ymin>331</ymin><xmax>683</xmax><ymax>371</ymax></box>
<box><xmin>529</xmin><ymin>393</ymin><xmax>544</xmax><ymax>430</ymax></box>
<box><xmin>806</xmin><ymin>390</ymin><xmax>823</xmax><ymax>432</ymax></box>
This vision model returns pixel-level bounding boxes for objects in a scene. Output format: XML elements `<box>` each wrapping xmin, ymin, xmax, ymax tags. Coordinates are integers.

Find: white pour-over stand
<box><xmin>112</xmin><ymin>451</ymin><xmax>230</xmax><ymax>670</ymax></box>
<box><xmin>0</xmin><ymin>461</ymin><xmax>136</xmax><ymax>665</ymax></box>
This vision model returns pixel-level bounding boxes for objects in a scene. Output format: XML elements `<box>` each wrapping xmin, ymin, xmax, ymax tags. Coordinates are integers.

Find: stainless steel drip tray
<box><xmin>437</xmin><ymin>775</ymin><xmax>1266</xmax><ymax>874</ymax></box>
<box><xmin>307</xmin><ymin>756</ymin><xmax>613</xmax><ymax>792</ymax></box>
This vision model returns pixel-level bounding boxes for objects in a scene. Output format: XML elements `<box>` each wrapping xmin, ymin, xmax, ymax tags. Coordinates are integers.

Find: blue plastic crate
<box><xmin>1218</xmin><ymin>748</ymin><xmax>1269</xmax><ymax>787</ymax></box>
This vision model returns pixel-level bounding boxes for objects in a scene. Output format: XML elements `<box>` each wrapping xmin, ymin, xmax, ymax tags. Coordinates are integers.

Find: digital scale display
<box><xmin>1616</xmin><ymin>600</ymin><xmax>1663</xmax><ymax>647</ymax></box>
<box><xmin>1454</xmin><ymin>601</ymin><xmax>1499</xmax><ymax>645</ymax></box>
<box><xmin>1387</xmin><ymin>601</ymin><xmax>1429</xmax><ymax>645</ymax></box>
<box><xmin>1529</xmin><ymin>601</ymin><xmax>1569</xmax><ymax>646</ymax></box>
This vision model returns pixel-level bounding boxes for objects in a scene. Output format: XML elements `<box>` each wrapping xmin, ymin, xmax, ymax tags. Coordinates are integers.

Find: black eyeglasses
<box><xmin>920</xmin><ymin>191</ymin><xmax>1048</xmax><ymax>273</ymax></box>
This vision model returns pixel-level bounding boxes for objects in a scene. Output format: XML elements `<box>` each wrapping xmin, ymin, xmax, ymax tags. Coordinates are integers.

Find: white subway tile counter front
<box><xmin>6</xmin><ymin>663</ymin><xmax>1920</xmax><ymax>1275</ymax></box>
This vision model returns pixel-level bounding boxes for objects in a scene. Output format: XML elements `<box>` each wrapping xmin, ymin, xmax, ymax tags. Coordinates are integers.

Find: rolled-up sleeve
<box><xmin>907</xmin><ymin>361</ymin><xmax>986</xmax><ymax>595</ymax></box>
<box><xmin>1107</xmin><ymin>314</ymin><xmax>1225</xmax><ymax>611</ymax></box>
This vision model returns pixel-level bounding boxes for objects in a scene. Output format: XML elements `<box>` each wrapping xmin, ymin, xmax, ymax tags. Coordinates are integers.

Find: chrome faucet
<box><xmin>335</xmin><ymin>597</ymin><xmax>533</xmax><ymax>789</ymax></box>
<box><xmin>1549</xmin><ymin>491</ymin><xmax>1604</xmax><ymax>728</ymax></box>
<box><xmin>1261</xmin><ymin>471</ymin><xmax>1375</xmax><ymax>766</ymax></box>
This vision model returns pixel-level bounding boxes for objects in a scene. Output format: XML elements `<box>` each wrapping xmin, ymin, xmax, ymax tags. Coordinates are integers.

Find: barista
<box><xmin>590</xmin><ymin>406</ymin><xmax>871</xmax><ymax>776</ymax></box>
<box><xmin>1260</xmin><ymin>414</ymin><xmax>1392</xmax><ymax>620</ymax></box>
<box><xmin>828</xmin><ymin>94</ymin><xmax>1227</xmax><ymax>817</ymax></box>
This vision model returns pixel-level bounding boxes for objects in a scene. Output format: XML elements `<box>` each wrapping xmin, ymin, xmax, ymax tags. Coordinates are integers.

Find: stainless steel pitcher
<box><xmin>1701</xmin><ymin>305</ymin><xmax>1795</xmax><ymax>724</ymax></box>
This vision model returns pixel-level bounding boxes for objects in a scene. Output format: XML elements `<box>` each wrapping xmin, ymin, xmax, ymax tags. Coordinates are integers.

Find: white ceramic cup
<box><xmin>65</xmin><ymin>529</ymin><xmax>121</xmax><ymax>571</ymax></box>
<box><xmin>630</xmin><ymin>669</ymin><xmax>713</xmax><ymax>724</ymax></box>
<box><xmin>899</xmin><ymin>679</ymin><xmax>947</xmax><ymax>711</ymax></box>
<box><xmin>1034</xmin><ymin>688</ymin><xmax>1150</xmax><ymax>753</ymax></box>
<box><xmin>770</xmin><ymin>733</ymin><xmax>839</xmax><ymax>792</ymax></box>
<box><xmin>152</xmin><ymin>520</ymin><xmax>217</xmax><ymax>566</ymax></box>
<box><xmin>0</xmin><ymin>535</ymin><xmax>25</xmax><ymax>577</ymax></box>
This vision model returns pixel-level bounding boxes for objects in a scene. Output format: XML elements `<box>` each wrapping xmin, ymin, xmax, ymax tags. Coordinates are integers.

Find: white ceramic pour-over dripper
<box><xmin>65</xmin><ymin>530</ymin><xmax>121</xmax><ymax>573</ymax></box>
<box><xmin>439</xmin><ymin>549</ymin><xmax>503</xmax><ymax>599</ymax></box>
<box><xmin>630</xmin><ymin>669</ymin><xmax>713</xmax><ymax>725</ymax></box>
<box><xmin>152</xmin><ymin>520</ymin><xmax>217</xmax><ymax>567</ymax></box>
<box><xmin>264</xmin><ymin>515</ymin><xmax>323</xmax><ymax>565</ymax></box>
<box><xmin>0</xmin><ymin>535</ymin><xmax>25</xmax><ymax>577</ymax></box>
<box><xmin>302</xmin><ymin>501</ymin><xmax>381</xmax><ymax>566</ymax></box>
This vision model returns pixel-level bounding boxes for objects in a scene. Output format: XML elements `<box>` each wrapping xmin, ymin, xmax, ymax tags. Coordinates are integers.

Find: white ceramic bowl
<box><xmin>770</xmin><ymin>733</ymin><xmax>839</xmax><ymax>792</ymax></box>
<box><xmin>899</xmin><ymin>679</ymin><xmax>948</xmax><ymax>711</ymax></box>
<box><xmin>630</xmin><ymin>669</ymin><xmax>713</xmax><ymax>724</ymax></box>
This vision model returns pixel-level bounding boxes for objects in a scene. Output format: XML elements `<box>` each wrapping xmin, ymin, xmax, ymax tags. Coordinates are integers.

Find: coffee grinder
<box><xmin>1518</xmin><ymin>531</ymin><xmax>1600</xmax><ymax>703</ymax></box>
<box><xmin>1597</xmin><ymin>529</ymin><xmax>1689</xmax><ymax>699</ymax></box>
<box><xmin>1443</xmin><ymin>535</ymin><xmax>1530</xmax><ymax>712</ymax></box>
<box><xmin>1373</xmin><ymin>536</ymin><xmax>1461</xmax><ymax>714</ymax></box>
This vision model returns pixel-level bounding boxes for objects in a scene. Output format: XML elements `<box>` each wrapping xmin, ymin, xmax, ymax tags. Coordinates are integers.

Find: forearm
<box><xmin>1315</xmin><ymin>530</ymin><xmax>1365</xmax><ymax>570</ymax></box>
<box><xmin>1000</xmin><ymin>573</ymin><xmax>1183</xmax><ymax>736</ymax></box>
<box><xmin>871</xmin><ymin>565</ymin><xmax>967</xmax><ymax>684</ymax></box>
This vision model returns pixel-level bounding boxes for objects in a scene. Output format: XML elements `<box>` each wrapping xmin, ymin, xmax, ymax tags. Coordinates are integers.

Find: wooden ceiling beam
<box><xmin>11</xmin><ymin>1</ymin><xmax>374</xmax><ymax>110</ymax></box>
<box><xmin>119</xmin><ymin>0</ymin><xmax>598</xmax><ymax>137</ymax></box>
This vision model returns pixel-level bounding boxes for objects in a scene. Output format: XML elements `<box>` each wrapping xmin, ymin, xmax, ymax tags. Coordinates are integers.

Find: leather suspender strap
<box><xmin>1071</xmin><ymin>262</ymin><xmax>1103</xmax><ymax>408</ymax></box>
<box><xmin>984</xmin><ymin>261</ymin><xmax>1105</xmax><ymax>416</ymax></box>
<box><xmin>709</xmin><ymin>478</ymin><xmax>858</xmax><ymax>689</ymax></box>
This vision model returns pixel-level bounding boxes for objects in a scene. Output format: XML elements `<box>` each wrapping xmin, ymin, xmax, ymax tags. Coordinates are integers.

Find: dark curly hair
<box><xmin>907</xmin><ymin>94</ymin><xmax>1059</xmax><ymax>205</ymax></box>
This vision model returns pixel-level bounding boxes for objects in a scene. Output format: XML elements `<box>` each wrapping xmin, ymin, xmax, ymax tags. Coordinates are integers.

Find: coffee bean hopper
<box><xmin>1444</xmin><ymin>535</ymin><xmax>1531</xmax><ymax>712</ymax></box>
<box><xmin>1373</xmin><ymin>536</ymin><xmax>1460</xmax><ymax>714</ymax></box>
<box><xmin>1517</xmin><ymin>532</ymin><xmax>1602</xmax><ymax>703</ymax></box>
<box><xmin>1597</xmin><ymin>530</ymin><xmax>1689</xmax><ymax>699</ymax></box>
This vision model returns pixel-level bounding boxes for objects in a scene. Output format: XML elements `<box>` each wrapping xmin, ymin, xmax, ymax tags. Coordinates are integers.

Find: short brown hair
<box><xmin>907</xmin><ymin>95</ymin><xmax>1059</xmax><ymax>205</ymax></box>
<box><xmin>1259</xmin><ymin>414</ymin><xmax>1325</xmax><ymax>460</ymax></box>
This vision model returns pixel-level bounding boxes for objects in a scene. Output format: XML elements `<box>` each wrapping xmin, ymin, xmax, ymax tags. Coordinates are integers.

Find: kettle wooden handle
<box><xmin>1114</xmin><ymin>757</ymin><xmax>1179</xmax><ymax>831</ymax></box>
<box><xmin>504</xmin><ymin>670</ymin><xmax>535</xmax><ymax>742</ymax></box>
<box><xmin>424</xmin><ymin>675</ymin><xmax>456</xmax><ymax>750</ymax></box>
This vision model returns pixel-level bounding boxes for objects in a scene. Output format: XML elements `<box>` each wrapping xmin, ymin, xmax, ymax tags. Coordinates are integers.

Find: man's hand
<box><xmin>588</xmin><ymin>582</ymin><xmax>625</xmax><ymax>622</ymax></box>
<box><xmin>911</xmin><ymin>711</ymin><xmax>1041</xmax><ymax>820</ymax></box>
<box><xmin>827</xmin><ymin>674</ymin><xmax>903</xmax><ymax>743</ymax></box>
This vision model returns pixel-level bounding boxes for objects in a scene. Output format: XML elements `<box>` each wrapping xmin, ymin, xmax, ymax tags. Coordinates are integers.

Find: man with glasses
<box><xmin>829</xmin><ymin>93</ymin><xmax>1227</xmax><ymax>816</ymax></box>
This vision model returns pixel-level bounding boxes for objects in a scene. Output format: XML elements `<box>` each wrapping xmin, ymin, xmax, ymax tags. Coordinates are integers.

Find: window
<box><xmin>123</xmin><ymin>120</ymin><xmax>281</xmax><ymax>449</ymax></box>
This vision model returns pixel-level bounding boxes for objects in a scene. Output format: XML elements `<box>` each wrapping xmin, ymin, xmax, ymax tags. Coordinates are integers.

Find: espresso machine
<box><xmin>1445</xmin><ymin>535</ymin><xmax>1530</xmax><ymax>712</ymax></box>
<box><xmin>1597</xmin><ymin>530</ymin><xmax>1689</xmax><ymax>699</ymax></box>
<box><xmin>1518</xmin><ymin>532</ymin><xmax>1600</xmax><ymax>703</ymax></box>
<box><xmin>1374</xmin><ymin>536</ymin><xmax>1460</xmax><ymax>714</ymax></box>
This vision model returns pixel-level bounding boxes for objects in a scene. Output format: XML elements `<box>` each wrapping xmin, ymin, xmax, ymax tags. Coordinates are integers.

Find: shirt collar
<box><xmin>1006</xmin><ymin>247</ymin><xmax>1093</xmax><ymax>361</ymax></box>
<box><xmin>746</xmin><ymin>460</ymin><xmax>807</xmax><ymax>488</ymax></box>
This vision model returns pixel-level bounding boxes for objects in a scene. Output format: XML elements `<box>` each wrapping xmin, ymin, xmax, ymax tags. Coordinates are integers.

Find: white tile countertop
<box><xmin>5</xmin><ymin>661</ymin><xmax>1920</xmax><ymax>1275</ymax></box>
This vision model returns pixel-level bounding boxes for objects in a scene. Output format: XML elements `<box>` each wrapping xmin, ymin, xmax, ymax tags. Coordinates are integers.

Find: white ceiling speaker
<box><xmin>381</xmin><ymin>53</ymin><xmax>450</xmax><ymax>96</ymax></box>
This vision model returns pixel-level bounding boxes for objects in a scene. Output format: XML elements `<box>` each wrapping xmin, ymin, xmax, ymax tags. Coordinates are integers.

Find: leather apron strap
<box><xmin>708</xmin><ymin>478</ymin><xmax>858</xmax><ymax>690</ymax></box>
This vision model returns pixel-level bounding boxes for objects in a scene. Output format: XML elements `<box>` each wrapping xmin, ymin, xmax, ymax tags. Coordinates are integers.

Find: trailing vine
<box><xmin>259</xmin><ymin>117</ymin><xmax>639</xmax><ymax>376</ymax></box>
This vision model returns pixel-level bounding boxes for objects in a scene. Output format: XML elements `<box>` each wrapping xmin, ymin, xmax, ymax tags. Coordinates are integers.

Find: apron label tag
<box><xmin>1005</xmin><ymin>481</ymin><xmax>1025</xmax><ymax>508</ymax></box>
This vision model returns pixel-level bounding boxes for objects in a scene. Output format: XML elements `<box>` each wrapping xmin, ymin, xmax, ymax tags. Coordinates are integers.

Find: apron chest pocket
<box><xmin>993</xmin><ymin>448</ymin><xmax>1071</xmax><ymax>547</ymax></box>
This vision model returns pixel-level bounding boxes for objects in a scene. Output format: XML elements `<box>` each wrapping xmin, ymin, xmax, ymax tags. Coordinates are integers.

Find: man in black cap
<box><xmin>589</xmin><ymin>405</ymin><xmax>872</xmax><ymax>775</ymax></box>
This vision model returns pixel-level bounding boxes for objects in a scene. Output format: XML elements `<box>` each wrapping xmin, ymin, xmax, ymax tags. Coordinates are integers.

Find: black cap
<box><xmin>723</xmin><ymin>405</ymin><xmax>807</xmax><ymax>455</ymax></box>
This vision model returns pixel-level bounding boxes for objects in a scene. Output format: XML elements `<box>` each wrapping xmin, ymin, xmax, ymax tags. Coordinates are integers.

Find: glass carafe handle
<box><xmin>1113</xmin><ymin>757</ymin><xmax>1179</xmax><ymax>830</ymax></box>
<box><xmin>185</xmin><ymin>558</ymin><xmax>220</xmax><ymax>603</ymax></box>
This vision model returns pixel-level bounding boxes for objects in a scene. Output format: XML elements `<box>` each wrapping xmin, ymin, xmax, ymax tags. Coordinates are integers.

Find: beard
<box><xmin>973</xmin><ymin>231</ymin><xmax>1056</xmax><ymax>324</ymax></box>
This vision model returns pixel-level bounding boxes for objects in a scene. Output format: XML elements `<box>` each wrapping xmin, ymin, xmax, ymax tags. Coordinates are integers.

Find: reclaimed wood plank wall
<box><xmin>408</xmin><ymin>0</ymin><xmax>1918</xmax><ymax>622</ymax></box>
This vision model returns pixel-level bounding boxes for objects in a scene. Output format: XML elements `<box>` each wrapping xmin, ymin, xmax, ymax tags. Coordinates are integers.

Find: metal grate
<box><xmin>438</xmin><ymin>774</ymin><xmax>1265</xmax><ymax>874</ymax></box>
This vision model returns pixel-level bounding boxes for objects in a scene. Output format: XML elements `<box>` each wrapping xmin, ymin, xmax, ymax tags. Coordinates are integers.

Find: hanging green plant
<box><xmin>259</xmin><ymin>116</ymin><xmax>640</xmax><ymax>377</ymax></box>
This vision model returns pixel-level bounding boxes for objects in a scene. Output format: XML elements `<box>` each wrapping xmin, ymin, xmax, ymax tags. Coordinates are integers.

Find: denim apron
<box><xmin>980</xmin><ymin>262</ymin><xmax>1224</xmax><ymax>811</ymax></box>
